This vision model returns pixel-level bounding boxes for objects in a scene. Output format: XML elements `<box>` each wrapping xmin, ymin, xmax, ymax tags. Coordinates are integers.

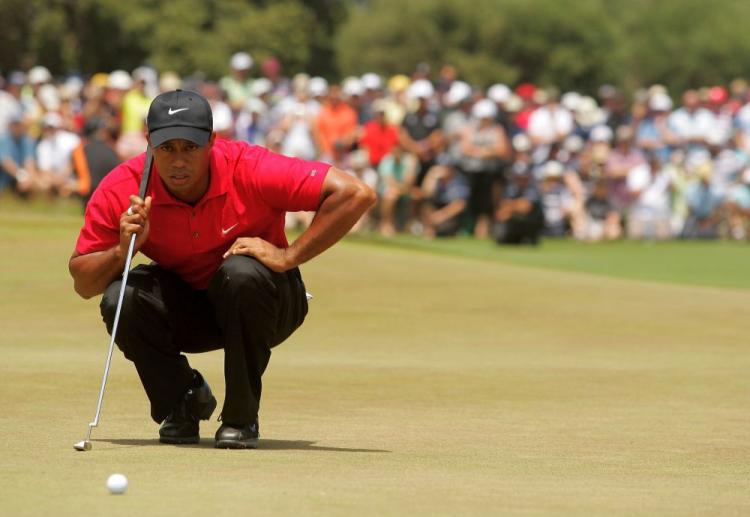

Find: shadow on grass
<box><xmin>95</xmin><ymin>438</ymin><xmax>389</xmax><ymax>453</ymax></box>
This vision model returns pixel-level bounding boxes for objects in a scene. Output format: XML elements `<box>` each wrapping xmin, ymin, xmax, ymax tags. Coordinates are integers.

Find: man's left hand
<box><xmin>223</xmin><ymin>237</ymin><xmax>292</xmax><ymax>272</ymax></box>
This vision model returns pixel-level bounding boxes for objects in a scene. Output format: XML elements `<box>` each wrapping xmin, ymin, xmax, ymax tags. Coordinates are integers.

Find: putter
<box><xmin>74</xmin><ymin>148</ymin><xmax>153</xmax><ymax>452</ymax></box>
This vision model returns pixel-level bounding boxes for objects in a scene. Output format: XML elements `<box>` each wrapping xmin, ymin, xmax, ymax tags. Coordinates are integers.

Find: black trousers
<box><xmin>100</xmin><ymin>255</ymin><xmax>308</xmax><ymax>426</ymax></box>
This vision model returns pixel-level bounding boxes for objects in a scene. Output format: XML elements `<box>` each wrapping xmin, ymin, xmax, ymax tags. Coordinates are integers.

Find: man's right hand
<box><xmin>120</xmin><ymin>194</ymin><xmax>152</xmax><ymax>255</ymax></box>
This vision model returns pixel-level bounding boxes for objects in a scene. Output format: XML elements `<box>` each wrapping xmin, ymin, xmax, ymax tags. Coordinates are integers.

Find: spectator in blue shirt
<box><xmin>0</xmin><ymin>115</ymin><xmax>37</xmax><ymax>195</ymax></box>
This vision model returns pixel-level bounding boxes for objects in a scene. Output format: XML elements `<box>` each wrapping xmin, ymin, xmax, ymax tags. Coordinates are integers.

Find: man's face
<box><xmin>150</xmin><ymin>134</ymin><xmax>215</xmax><ymax>203</ymax></box>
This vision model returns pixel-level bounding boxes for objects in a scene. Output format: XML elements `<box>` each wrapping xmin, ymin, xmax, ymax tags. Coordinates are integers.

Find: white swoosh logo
<box><xmin>168</xmin><ymin>107</ymin><xmax>189</xmax><ymax>115</ymax></box>
<box><xmin>222</xmin><ymin>223</ymin><xmax>238</xmax><ymax>235</ymax></box>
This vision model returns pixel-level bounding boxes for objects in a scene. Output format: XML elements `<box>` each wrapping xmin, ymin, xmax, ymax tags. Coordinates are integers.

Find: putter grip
<box><xmin>138</xmin><ymin>147</ymin><xmax>153</xmax><ymax>200</ymax></box>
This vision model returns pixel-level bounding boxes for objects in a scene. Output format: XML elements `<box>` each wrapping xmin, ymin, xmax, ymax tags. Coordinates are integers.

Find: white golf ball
<box><xmin>106</xmin><ymin>473</ymin><xmax>128</xmax><ymax>494</ymax></box>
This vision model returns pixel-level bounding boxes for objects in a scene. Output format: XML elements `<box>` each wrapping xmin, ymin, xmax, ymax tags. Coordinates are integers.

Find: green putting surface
<box><xmin>1</xmin><ymin>210</ymin><xmax>748</xmax><ymax>516</ymax></box>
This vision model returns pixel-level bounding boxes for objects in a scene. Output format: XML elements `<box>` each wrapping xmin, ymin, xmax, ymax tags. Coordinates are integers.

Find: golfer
<box><xmin>69</xmin><ymin>90</ymin><xmax>376</xmax><ymax>448</ymax></box>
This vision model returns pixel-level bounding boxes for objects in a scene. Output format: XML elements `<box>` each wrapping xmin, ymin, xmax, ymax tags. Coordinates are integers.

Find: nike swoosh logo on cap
<box><xmin>222</xmin><ymin>223</ymin><xmax>238</xmax><ymax>235</ymax></box>
<box><xmin>168</xmin><ymin>107</ymin><xmax>189</xmax><ymax>115</ymax></box>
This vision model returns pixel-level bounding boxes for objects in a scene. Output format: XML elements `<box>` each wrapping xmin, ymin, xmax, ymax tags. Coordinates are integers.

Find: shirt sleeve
<box><xmin>248</xmin><ymin>147</ymin><xmax>330</xmax><ymax>212</ymax></box>
<box><xmin>75</xmin><ymin>186</ymin><xmax>121</xmax><ymax>255</ymax></box>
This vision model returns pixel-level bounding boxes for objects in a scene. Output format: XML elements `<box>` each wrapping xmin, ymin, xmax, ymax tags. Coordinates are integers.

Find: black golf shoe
<box><xmin>159</xmin><ymin>371</ymin><xmax>217</xmax><ymax>444</ymax></box>
<box><xmin>215</xmin><ymin>420</ymin><xmax>260</xmax><ymax>449</ymax></box>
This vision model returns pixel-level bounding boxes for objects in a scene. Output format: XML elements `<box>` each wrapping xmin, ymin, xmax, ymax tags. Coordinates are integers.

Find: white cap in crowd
<box><xmin>308</xmin><ymin>76</ymin><xmax>328</xmax><ymax>97</ymax></box>
<box><xmin>28</xmin><ymin>65</ymin><xmax>51</xmax><ymax>85</ymax></box>
<box><xmin>563</xmin><ymin>134</ymin><xmax>584</xmax><ymax>153</ymax></box>
<box><xmin>504</xmin><ymin>94</ymin><xmax>523</xmax><ymax>113</ymax></box>
<box><xmin>230</xmin><ymin>52</ymin><xmax>253</xmax><ymax>71</ymax></box>
<box><xmin>444</xmin><ymin>81</ymin><xmax>471</xmax><ymax>106</ymax></box>
<box><xmin>542</xmin><ymin>160</ymin><xmax>564</xmax><ymax>179</ymax></box>
<box><xmin>38</xmin><ymin>84</ymin><xmax>61</xmax><ymax>110</ymax></box>
<box><xmin>408</xmin><ymin>79</ymin><xmax>434</xmax><ymax>100</ymax></box>
<box><xmin>42</xmin><ymin>111</ymin><xmax>63</xmax><ymax>128</ymax></box>
<box><xmin>245</xmin><ymin>97</ymin><xmax>267</xmax><ymax>115</ymax></box>
<box><xmin>251</xmin><ymin>78</ymin><xmax>272</xmax><ymax>97</ymax></box>
<box><xmin>342</xmin><ymin>76</ymin><xmax>364</xmax><ymax>98</ymax></box>
<box><xmin>512</xmin><ymin>133</ymin><xmax>532</xmax><ymax>152</ymax></box>
<box><xmin>649</xmin><ymin>92</ymin><xmax>673</xmax><ymax>112</ymax></box>
<box><xmin>589</xmin><ymin>125</ymin><xmax>613</xmax><ymax>143</ymax></box>
<box><xmin>361</xmin><ymin>73</ymin><xmax>382</xmax><ymax>91</ymax></box>
<box><xmin>487</xmin><ymin>83</ymin><xmax>511</xmax><ymax>104</ymax></box>
<box><xmin>108</xmin><ymin>70</ymin><xmax>133</xmax><ymax>90</ymax></box>
<box><xmin>159</xmin><ymin>71</ymin><xmax>182</xmax><ymax>91</ymax></box>
<box><xmin>561</xmin><ymin>91</ymin><xmax>582</xmax><ymax>112</ymax></box>
<box><xmin>471</xmin><ymin>98</ymin><xmax>497</xmax><ymax>120</ymax></box>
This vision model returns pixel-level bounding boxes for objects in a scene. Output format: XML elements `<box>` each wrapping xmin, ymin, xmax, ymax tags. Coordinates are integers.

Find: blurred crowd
<box><xmin>2</xmin><ymin>54</ymin><xmax>750</xmax><ymax>243</ymax></box>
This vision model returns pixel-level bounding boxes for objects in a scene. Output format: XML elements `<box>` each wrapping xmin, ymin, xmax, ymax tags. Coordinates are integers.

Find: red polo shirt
<box><xmin>75</xmin><ymin>139</ymin><xmax>330</xmax><ymax>289</ymax></box>
<box><xmin>359</xmin><ymin>120</ymin><xmax>399</xmax><ymax>166</ymax></box>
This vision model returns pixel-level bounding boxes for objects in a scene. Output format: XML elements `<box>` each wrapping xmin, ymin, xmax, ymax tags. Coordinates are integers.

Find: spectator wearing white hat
<box><xmin>400</xmin><ymin>79</ymin><xmax>443</xmax><ymax>187</ymax></box>
<box><xmin>441</xmin><ymin>81</ymin><xmax>473</xmax><ymax>163</ymax></box>
<box><xmin>635</xmin><ymin>92</ymin><xmax>678</xmax><ymax>164</ymax></box>
<box><xmin>487</xmin><ymin>83</ymin><xmax>512</xmax><ymax>134</ymax></box>
<box><xmin>341</xmin><ymin>76</ymin><xmax>367</xmax><ymax>123</ymax></box>
<box><xmin>220</xmin><ymin>51</ymin><xmax>254</xmax><ymax>111</ymax></box>
<box><xmin>527</xmin><ymin>88</ymin><xmax>574</xmax><ymax>149</ymax></box>
<box><xmin>35</xmin><ymin>111</ymin><xmax>81</xmax><ymax>197</ymax></box>
<box><xmin>458</xmin><ymin>98</ymin><xmax>511</xmax><ymax>238</ymax></box>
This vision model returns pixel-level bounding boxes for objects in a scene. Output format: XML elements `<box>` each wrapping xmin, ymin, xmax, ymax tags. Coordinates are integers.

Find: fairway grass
<box><xmin>1</xmin><ymin>211</ymin><xmax>748</xmax><ymax>516</ymax></box>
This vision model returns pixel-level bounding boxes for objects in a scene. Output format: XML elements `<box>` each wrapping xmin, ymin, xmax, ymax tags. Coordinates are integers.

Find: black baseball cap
<box><xmin>147</xmin><ymin>89</ymin><xmax>213</xmax><ymax>147</ymax></box>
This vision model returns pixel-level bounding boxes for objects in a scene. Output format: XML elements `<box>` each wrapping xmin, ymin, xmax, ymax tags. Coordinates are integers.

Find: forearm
<box><xmin>69</xmin><ymin>246</ymin><xmax>127</xmax><ymax>299</ymax></box>
<box><xmin>432</xmin><ymin>200</ymin><xmax>466</xmax><ymax>224</ymax></box>
<box><xmin>285</xmin><ymin>174</ymin><xmax>376</xmax><ymax>269</ymax></box>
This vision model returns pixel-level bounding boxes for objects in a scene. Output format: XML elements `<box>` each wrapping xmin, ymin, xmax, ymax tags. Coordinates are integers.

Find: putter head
<box><xmin>73</xmin><ymin>440</ymin><xmax>92</xmax><ymax>451</ymax></box>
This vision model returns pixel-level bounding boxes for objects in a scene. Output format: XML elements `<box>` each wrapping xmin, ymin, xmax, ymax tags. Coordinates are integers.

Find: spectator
<box><xmin>359</xmin><ymin>99</ymin><xmax>399</xmax><ymax>167</ymax></box>
<box><xmin>626</xmin><ymin>153</ymin><xmax>673</xmax><ymax>239</ymax></box>
<box><xmin>582</xmin><ymin>179</ymin><xmax>621</xmax><ymax>241</ymax></box>
<box><xmin>669</xmin><ymin>89</ymin><xmax>716</xmax><ymax>151</ymax></box>
<box><xmin>538</xmin><ymin>160</ymin><xmax>581</xmax><ymax>237</ymax></box>
<box><xmin>36</xmin><ymin>112</ymin><xmax>81</xmax><ymax>197</ymax></box>
<box><xmin>0</xmin><ymin>73</ymin><xmax>24</xmax><ymax>135</ymax></box>
<box><xmin>725</xmin><ymin>168</ymin><xmax>750</xmax><ymax>240</ymax></box>
<box><xmin>400</xmin><ymin>79</ymin><xmax>443</xmax><ymax>186</ymax></box>
<box><xmin>605</xmin><ymin>125</ymin><xmax>646</xmax><ymax>216</ymax></box>
<box><xmin>682</xmin><ymin>161</ymin><xmax>723</xmax><ymax>239</ymax></box>
<box><xmin>0</xmin><ymin>114</ymin><xmax>37</xmax><ymax>195</ymax></box>
<box><xmin>495</xmin><ymin>167</ymin><xmax>544</xmax><ymax>245</ymax></box>
<box><xmin>635</xmin><ymin>92</ymin><xmax>678</xmax><ymax>163</ymax></box>
<box><xmin>117</xmin><ymin>68</ymin><xmax>152</xmax><ymax>160</ymax></box>
<box><xmin>458</xmin><ymin>99</ymin><xmax>510</xmax><ymax>238</ymax></box>
<box><xmin>315</xmin><ymin>83</ymin><xmax>358</xmax><ymax>162</ymax></box>
<box><xmin>442</xmin><ymin>81</ymin><xmax>473</xmax><ymax>163</ymax></box>
<box><xmin>377</xmin><ymin>141</ymin><xmax>419</xmax><ymax>236</ymax></box>
<box><xmin>420</xmin><ymin>154</ymin><xmax>470</xmax><ymax>238</ymax></box>
<box><xmin>71</xmin><ymin>116</ymin><xmax>120</xmax><ymax>207</ymax></box>
<box><xmin>347</xmin><ymin>149</ymin><xmax>379</xmax><ymax>233</ymax></box>
<box><xmin>219</xmin><ymin>52</ymin><xmax>254</xmax><ymax>111</ymax></box>
<box><xmin>527</xmin><ymin>88</ymin><xmax>574</xmax><ymax>154</ymax></box>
